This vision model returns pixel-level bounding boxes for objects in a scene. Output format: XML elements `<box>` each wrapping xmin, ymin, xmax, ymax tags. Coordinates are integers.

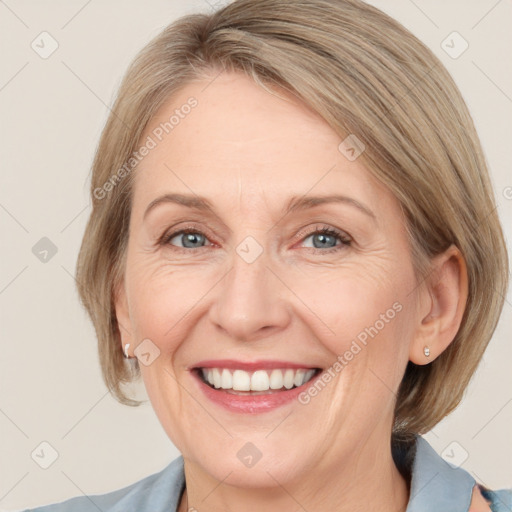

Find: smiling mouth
<box><xmin>194</xmin><ymin>367</ymin><xmax>321</xmax><ymax>394</ymax></box>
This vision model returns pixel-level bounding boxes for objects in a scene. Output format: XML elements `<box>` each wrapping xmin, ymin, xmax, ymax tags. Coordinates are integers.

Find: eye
<box><xmin>159</xmin><ymin>224</ymin><xmax>352</xmax><ymax>253</ymax></box>
<box><xmin>299</xmin><ymin>225</ymin><xmax>352</xmax><ymax>253</ymax></box>
<box><xmin>163</xmin><ymin>228</ymin><xmax>212</xmax><ymax>249</ymax></box>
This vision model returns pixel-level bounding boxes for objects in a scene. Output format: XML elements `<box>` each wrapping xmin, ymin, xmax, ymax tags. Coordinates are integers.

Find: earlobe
<box><xmin>409</xmin><ymin>244</ymin><xmax>469</xmax><ymax>365</ymax></box>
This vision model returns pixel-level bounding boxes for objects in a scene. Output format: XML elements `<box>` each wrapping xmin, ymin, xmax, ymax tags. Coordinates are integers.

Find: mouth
<box><xmin>194</xmin><ymin>367</ymin><xmax>321</xmax><ymax>395</ymax></box>
<box><xmin>190</xmin><ymin>360</ymin><xmax>323</xmax><ymax>413</ymax></box>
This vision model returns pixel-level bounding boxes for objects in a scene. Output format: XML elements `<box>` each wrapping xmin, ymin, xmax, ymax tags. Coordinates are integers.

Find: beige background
<box><xmin>1</xmin><ymin>0</ymin><xmax>511</xmax><ymax>509</ymax></box>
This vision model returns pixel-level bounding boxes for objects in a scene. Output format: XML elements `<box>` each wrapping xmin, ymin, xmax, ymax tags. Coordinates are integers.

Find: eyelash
<box><xmin>159</xmin><ymin>224</ymin><xmax>352</xmax><ymax>254</ymax></box>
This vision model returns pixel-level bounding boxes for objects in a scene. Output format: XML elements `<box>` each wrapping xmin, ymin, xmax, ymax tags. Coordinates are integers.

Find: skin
<box><xmin>115</xmin><ymin>70</ymin><xmax>469</xmax><ymax>512</ymax></box>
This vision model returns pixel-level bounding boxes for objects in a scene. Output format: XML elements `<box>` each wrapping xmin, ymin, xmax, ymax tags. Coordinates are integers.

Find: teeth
<box><xmin>304</xmin><ymin>369</ymin><xmax>315</xmax><ymax>382</ymax></box>
<box><xmin>283</xmin><ymin>369</ymin><xmax>295</xmax><ymax>389</ymax></box>
<box><xmin>200</xmin><ymin>367</ymin><xmax>317</xmax><ymax>392</ymax></box>
<box><xmin>269</xmin><ymin>369</ymin><xmax>284</xmax><ymax>389</ymax></box>
<box><xmin>251</xmin><ymin>370</ymin><xmax>269</xmax><ymax>391</ymax></box>
<box><xmin>293</xmin><ymin>369</ymin><xmax>306</xmax><ymax>387</ymax></box>
<box><xmin>221</xmin><ymin>369</ymin><xmax>232</xmax><ymax>389</ymax></box>
<box><xmin>232</xmin><ymin>369</ymin><xmax>251</xmax><ymax>391</ymax></box>
<box><xmin>212</xmin><ymin>368</ymin><xmax>221</xmax><ymax>388</ymax></box>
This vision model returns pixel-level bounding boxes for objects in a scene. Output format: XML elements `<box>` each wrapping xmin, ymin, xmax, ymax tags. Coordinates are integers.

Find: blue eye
<box><xmin>165</xmin><ymin>230</ymin><xmax>209</xmax><ymax>249</ymax></box>
<box><xmin>161</xmin><ymin>225</ymin><xmax>351</xmax><ymax>253</ymax></box>
<box><xmin>301</xmin><ymin>227</ymin><xmax>351</xmax><ymax>252</ymax></box>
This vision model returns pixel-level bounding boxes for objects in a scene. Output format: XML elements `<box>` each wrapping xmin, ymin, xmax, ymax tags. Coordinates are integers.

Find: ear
<box><xmin>113</xmin><ymin>278</ymin><xmax>134</xmax><ymax>349</ymax></box>
<box><xmin>409</xmin><ymin>244</ymin><xmax>469</xmax><ymax>365</ymax></box>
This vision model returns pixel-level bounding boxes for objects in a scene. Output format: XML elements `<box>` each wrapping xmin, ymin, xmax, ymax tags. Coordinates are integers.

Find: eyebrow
<box><xmin>285</xmin><ymin>194</ymin><xmax>377</xmax><ymax>221</ymax></box>
<box><xmin>144</xmin><ymin>193</ymin><xmax>214</xmax><ymax>220</ymax></box>
<box><xmin>143</xmin><ymin>193</ymin><xmax>377</xmax><ymax>222</ymax></box>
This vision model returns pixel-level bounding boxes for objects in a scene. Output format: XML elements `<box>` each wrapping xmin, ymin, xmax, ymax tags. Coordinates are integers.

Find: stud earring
<box><xmin>123</xmin><ymin>343</ymin><xmax>131</xmax><ymax>359</ymax></box>
<box><xmin>423</xmin><ymin>346</ymin><xmax>430</xmax><ymax>358</ymax></box>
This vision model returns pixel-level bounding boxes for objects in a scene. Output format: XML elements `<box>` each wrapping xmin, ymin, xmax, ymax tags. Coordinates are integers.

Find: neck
<box><xmin>178</xmin><ymin>433</ymin><xmax>410</xmax><ymax>512</ymax></box>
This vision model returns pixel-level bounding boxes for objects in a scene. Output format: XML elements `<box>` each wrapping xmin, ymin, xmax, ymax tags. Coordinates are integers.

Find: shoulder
<box><xmin>404</xmin><ymin>435</ymin><xmax>512</xmax><ymax>511</ymax></box>
<box><xmin>475</xmin><ymin>484</ymin><xmax>512</xmax><ymax>512</ymax></box>
<box><xmin>18</xmin><ymin>456</ymin><xmax>185</xmax><ymax>512</ymax></box>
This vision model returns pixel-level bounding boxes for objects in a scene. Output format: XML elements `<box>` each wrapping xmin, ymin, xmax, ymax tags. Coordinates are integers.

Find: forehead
<box><xmin>132</xmin><ymin>71</ymin><xmax>395</xmax><ymax>217</ymax></box>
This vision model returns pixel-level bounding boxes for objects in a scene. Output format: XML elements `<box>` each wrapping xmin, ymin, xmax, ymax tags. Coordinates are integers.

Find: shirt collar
<box><xmin>164</xmin><ymin>435</ymin><xmax>476</xmax><ymax>511</ymax></box>
<box><xmin>406</xmin><ymin>435</ymin><xmax>476</xmax><ymax>512</ymax></box>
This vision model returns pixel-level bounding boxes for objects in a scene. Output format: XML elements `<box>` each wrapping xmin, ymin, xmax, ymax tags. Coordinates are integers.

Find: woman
<box><xmin>22</xmin><ymin>0</ymin><xmax>511</xmax><ymax>510</ymax></box>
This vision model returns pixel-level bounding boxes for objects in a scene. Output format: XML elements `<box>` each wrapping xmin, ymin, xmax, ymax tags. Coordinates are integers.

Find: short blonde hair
<box><xmin>76</xmin><ymin>0</ymin><xmax>509</xmax><ymax>437</ymax></box>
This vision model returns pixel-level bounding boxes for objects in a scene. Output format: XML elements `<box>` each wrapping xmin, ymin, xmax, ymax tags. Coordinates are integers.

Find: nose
<box><xmin>208</xmin><ymin>244</ymin><xmax>291</xmax><ymax>342</ymax></box>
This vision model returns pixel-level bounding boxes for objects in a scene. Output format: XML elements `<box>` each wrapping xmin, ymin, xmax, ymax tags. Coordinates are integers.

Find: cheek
<box><xmin>300</xmin><ymin>258</ymin><xmax>416</xmax><ymax>399</ymax></box>
<box><xmin>301</xmin><ymin>265</ymin><xmax>407</xmax><ymax>351</ymax></box>
<box><xmin>125</xmin><ymin>256</ymin><xmax>208</xmax><ymax>345</ymax></box>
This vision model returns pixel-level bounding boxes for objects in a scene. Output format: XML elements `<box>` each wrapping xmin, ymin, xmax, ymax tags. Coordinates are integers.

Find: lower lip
<box><xmin>193</xmin><ymin>371</ymin><xmax>321</xmax><ymax>413</ymax></box>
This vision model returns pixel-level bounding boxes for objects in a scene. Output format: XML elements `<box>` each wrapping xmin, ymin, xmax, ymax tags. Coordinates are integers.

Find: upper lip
<box><xmin>191</xmin><ymin>359</ymin><xmax>321</xmax><ymax>371</ymax></box>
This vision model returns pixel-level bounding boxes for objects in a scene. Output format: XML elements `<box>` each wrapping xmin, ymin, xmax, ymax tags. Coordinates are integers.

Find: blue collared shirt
<box><xmin>18</xmin><ymin>436</ymin><xmax>512</xmax><ymax>511</ymax></box>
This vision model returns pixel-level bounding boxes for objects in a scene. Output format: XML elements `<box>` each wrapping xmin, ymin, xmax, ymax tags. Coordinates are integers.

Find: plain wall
<box><xmin>1</xmin><ymin>0</ymin><xmax>511</xmax><ymax>509</ymax></box>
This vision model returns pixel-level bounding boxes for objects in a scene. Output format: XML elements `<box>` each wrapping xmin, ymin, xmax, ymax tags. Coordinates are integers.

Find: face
<box><xmin>115</xmin><ymin>71</ymin><xmax>422</xmax><ymax>488</ymax></box>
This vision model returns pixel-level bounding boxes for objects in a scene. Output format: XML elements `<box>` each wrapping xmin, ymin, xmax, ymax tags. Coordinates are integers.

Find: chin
<box><xmin>183</xmin><ymin>433</ymin><xmax>316</xmax><ymax>490</ymax></box>
<box><xmin>201</xmin><ymin>452</ymin><xmax>308</xmax><ymax>489</ymax></box>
